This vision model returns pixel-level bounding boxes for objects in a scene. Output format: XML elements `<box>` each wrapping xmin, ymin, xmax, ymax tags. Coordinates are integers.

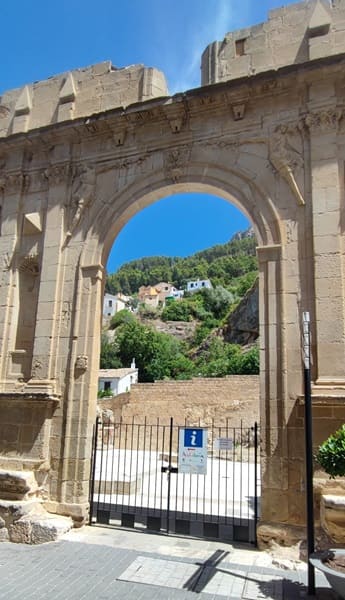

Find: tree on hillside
<box><xmin>114</xmin><ymin>320</ymin><xmax>195</xmax><ymax>382</ymax></box>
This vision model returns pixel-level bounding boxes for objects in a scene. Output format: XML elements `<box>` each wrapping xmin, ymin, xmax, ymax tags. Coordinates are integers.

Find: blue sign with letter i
<box><xmin>184</xmin><ymin>428</ymin><xmax>203</xmax><ymax>448</ymax></box>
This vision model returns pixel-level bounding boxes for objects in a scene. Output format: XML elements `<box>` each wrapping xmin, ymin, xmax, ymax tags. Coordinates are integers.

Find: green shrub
<box><xmin>316</xmin><ymin>424</ymin><xmax>345</xmax><ymax>478</ymax></box>
<box><xmin>239</xmin><ymin>345</ymin><xmax>260</xmax><ymax>375</ymax></box>
<box><xmin>109</xmin><ymin>309</ymin><xmax>135</xmax><ymax>329</ymax></box>
<box><xmin>97</xmin><ymin>389</ymin><xmax>113</xmax><ymax>398</ymax></box>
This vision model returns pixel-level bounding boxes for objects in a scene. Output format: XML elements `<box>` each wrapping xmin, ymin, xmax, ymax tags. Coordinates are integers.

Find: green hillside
<box><xmin>101</xmin><ymin>230</ymin><xmax>260</xmax><ymax>383</ymax></box>
<box><xmin>105</xmin><ymin>229</ymin><xmax>257</xmax><ymax>296</ymax></box>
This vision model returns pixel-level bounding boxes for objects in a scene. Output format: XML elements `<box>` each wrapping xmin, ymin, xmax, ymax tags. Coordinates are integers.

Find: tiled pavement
<box><xmin>0</xmin><ymin>525</ymin><xmax>338</xmax><ymax>599</ymax></box>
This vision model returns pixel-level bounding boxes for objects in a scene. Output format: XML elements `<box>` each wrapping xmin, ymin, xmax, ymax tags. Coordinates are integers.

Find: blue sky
<box><xmin>1</xmin><ymin>0</ymin><xmax>296</xmax><ymax>272</ymax></box>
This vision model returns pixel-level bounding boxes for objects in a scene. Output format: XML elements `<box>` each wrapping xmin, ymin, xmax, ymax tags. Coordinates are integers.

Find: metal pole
<box><xmin>303</xmin><ymin>312</ymin><xmax>315</xmax><ymax>596</ymax></box>
<box><xmin>166</xmin><ymin>417</ymin><xmax>174</xmax><ymax>534</ymax></box>
<box><xmin>253</xmin><ymin>421</ymin><xmax>258</xmax><ymax>547</ymax></box>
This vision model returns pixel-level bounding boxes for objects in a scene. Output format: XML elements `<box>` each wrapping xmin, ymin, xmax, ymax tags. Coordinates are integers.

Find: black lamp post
<box><xmin>303</xmin><ymin>311</ymin><xmax>315</xmax><ymax>596</ymax></box>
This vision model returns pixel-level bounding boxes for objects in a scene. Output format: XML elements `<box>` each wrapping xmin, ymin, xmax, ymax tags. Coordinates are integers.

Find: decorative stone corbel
<box><xmin>269</xmin><ymin>125</ymin><xmax>305</xmax><ymax>206</ymax></box>
<box><xmin>232</xmin><ymin>103</ymin><xmax>246</xmax><ymax>121</ymax></box>
<box><xmin>75</xmin><ymin>355</ymin><xmax>88</xmax><ymax>372</ymax></box>
<box><xmin>163</xmin><ymin>145</ymin><xmax>192</xmax><ymax>183</ymax></box>
<box><xmin>66</xmin><ymin>165</ymin><xmax>96</xmax><ymax>240</ymax></box>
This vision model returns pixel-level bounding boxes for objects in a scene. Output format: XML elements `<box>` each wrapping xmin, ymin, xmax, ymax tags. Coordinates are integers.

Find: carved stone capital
<box><xmin>3</xmin><ymin>173</ymin><xmax>25</xmax><ymax>194</ymax></box>
<box><xmin>303</xmin><ymin>108</ymin><xmax>343</xmax><ymax>132</ymax></box>
<box><xmin>45</xmin><ymin>163</ymin><xmax>72</xmax><ymax>185</ymax></box>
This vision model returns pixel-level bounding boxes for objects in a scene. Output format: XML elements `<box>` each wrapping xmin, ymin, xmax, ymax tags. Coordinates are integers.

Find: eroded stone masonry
<box><xmin>0</xmin><ymin>0</ymin><xmax>345</xmax><ymax>545</ymax></box>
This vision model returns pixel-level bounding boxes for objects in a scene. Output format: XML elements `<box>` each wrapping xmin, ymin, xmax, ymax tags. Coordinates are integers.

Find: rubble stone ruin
<box><xmin>0</xmin><ymin>0</ymin><xmax>345</xmax><ymax>545</ymax></box>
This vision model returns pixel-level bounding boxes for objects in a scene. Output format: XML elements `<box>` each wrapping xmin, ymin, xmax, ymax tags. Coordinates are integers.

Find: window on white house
<box><xmin>104</xmin><ymin>381</ymin><xmax>111</xmax><ymax>391</ymax></box>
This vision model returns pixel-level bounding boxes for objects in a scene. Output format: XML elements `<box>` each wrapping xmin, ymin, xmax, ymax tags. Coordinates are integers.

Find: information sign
<box><xmin>178</xmin><ymin>428</ymin><xmax>207</xmax><ymax>474</ymax></box>
<box><xmin>214</xmin><ymin>437</ymin><xmax>233</xmax><ymax>451</ymax></box>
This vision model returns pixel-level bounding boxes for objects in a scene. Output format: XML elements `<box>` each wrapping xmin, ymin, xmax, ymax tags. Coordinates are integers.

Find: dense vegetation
<box><xmin>101</xmin><ymin>231</ymin><xmax>259</xmax><ymax>382</ymax></box>
<box><xmin>101</xmin><ymin>312</ymin><xmax>259</xmax><ymax>382</ymax></box>
<box><xmin>105</xmin><ymin>232</ymin><xmax>257</xmax><ymax>296</ymax></box>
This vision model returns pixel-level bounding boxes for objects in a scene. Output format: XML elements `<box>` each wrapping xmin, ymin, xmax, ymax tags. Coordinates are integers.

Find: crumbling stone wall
<box><xmin>202</xmin><ymin>0</ymin><xmax>345</xmax><ymax>84</ymax></box>
<box><xmin>98</xmin><ymin>376</ymin><xmax>260</xmax><ymax>427</ymax></box>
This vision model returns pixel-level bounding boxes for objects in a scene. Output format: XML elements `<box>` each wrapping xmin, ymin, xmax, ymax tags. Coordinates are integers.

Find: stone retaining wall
<box><xmin>98</xmin><ymin>376</ymin><xmax>260</xmax><ymax>427</ymax></box>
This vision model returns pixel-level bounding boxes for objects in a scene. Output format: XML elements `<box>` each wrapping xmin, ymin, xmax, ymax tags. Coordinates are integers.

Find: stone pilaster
<box><xmin>305</xmin><ymin>108</ymin><xmax>345</xmax><ymax>386</ymax></box>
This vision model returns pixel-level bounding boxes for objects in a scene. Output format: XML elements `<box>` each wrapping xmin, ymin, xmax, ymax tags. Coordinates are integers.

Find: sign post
<box><xmin>303</xmin><ymin>311</ymin><xmax>315</xmax><ymax>596</ymax></box>
<box><xmin>178</xmin><ymin>428</ymin><xmax>207</xmax><ymax>475</ymax></box>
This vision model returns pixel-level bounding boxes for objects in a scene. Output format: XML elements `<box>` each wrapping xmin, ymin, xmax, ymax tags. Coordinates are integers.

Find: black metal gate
<box><xmin>89</xmin><ymin>417</ymin><xmax>260</xmax><ymax>543</ymax></box>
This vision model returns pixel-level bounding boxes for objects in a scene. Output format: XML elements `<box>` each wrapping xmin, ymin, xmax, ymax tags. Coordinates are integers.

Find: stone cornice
<box><xmin>0</xmin><ymin>53</ymin><xmax>344</xmax><ymax>152</ymax></box>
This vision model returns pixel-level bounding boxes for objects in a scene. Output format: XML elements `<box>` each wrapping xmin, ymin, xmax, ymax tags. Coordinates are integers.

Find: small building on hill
<box><xmin>98</xmin><ymin>361</ymin><xmax>138</xmax><ymax>396</ymax></box>
<box><xmin>186</xmin><ymin>279</ymin><xmax>212</xmax><ymax>293</ymax></box>
<box><xmin>138</xmin><ymin>282</ymin><xmax>184</xmax><ymax>307</ymax></box>
<box><xmin>103</xmin><ymin>292</ymin><xmax>130</xmax><ymax>320</ymax></box>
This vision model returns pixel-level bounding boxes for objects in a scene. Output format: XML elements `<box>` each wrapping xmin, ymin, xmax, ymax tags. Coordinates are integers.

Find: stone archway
<box><xmin>1</xmin><ymin>1</ymin><xmax>345</xmax><ymax>544</ymax></box>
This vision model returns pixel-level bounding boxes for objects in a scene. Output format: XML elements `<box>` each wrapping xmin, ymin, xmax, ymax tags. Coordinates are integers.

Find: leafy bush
<box><xmin>238</xmin><ymin>345</ymin><xmax>260</xmax><ymax>374</ymax></box>
<box><xmin>161</xmin><ymin>301</ymin><xmax>192</xmax><ymax>322</ymax></box>
<box><xmin>100</xmin><ymin>335</ymin><xmax>121</xmax><ymax>369</ymax></box>
<box><xmin>138</xmin><ymin>305</ymin><xmax>160</xmax><ymax>319</ymax></box>
<box><xmin>97</xmin><ymin>389</ymin><xmax>113</xmax><ymax>398</ymax></box>
<box><xmin>200</xmin><ymin>286</ymin><xmax>235</xmax><ymax>319</ymax></box>
<box><xmin>316</xmin><ymin>424</ymin><xmax>345</xmax><ymax>478</ymax></box>
<box><xmin>109</xmin><ymin>309</ymin><xmax>135</xmax><ymax>329</ymax></box>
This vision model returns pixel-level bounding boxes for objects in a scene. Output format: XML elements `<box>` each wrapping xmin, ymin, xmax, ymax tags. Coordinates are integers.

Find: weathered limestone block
<box><xmin>0</xmin><ymin>528</ymin><xmax>9</xmax><ymax>542</ymax></box>
<box><xmin>320</xmin><ymin>494</ymin><xmax>345</xmax><ymax>543</ymax></box>
<box><xmin>0</xmin><ymin>470</ymin><xmax>39</xmax><ymax>500</ymax></box>
<box><xmin>26</xmin><ymin>515</ymin><xmax>72</xmax><ymax>545</ymax></box>
<box><xmin>257</xmin><ymin>521</ymin><xmax>306</xmax><ymax>550</ymax></box>
<box><xmin>0</xmin><ymin>498</ymin><xmax>72</xmax><ymax>544</ymax></box>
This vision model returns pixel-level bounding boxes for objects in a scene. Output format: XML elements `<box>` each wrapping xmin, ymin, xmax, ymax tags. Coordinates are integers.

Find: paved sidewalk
<box><xmin>0</xmin><ymin>525</ymin><xmax>338</xmax><ymax>599</ymax></box>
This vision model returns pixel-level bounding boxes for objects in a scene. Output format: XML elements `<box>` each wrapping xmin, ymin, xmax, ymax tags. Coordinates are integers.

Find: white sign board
<box><xmin>214</xmin><ymin>437</ymin><xmax>233</xmax><ymax>451</ymax></box>
<box><xmin>178</xmin><ymin>428</ymin><xmax>207</xmax><ymax>475</ymax></box>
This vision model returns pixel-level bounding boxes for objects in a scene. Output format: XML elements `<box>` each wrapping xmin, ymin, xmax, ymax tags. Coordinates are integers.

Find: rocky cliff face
<box><xmin>222</xmin><ymin>279</ymin><xmax>259</xmax><ymax>345</ymax></box>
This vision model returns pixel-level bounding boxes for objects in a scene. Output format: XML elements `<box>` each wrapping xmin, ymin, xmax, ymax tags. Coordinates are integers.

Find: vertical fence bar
<box><xmin>166</xmin><ymin>417</ymin><xmax>174</xmax><ymax>534</ymax></box>
<box><xmin>154</xmin><ymin>418</ymin><xmax>159</xmax><ymax>512</ymax></box>
<box><xmin>89</xmin><ymin>417</ymin><xmax>100</xmax><ymax>525</ymax></box>
<box><xmin>115</xmin><ymin>420</ymin><xmax>123</xmax><ymax>507</ymax></box>
<box><xmin>232</xmin><ymin>426</ymin><xmax>236</xmax><ymax>524</ymax></box>
<box><xmin>254</xmin><ymin>422</ymin><xmax>258</xmax><ymax>546</ymax></box>
<box><xmin>109</xmin><ymin>422</ymin><xmax>116</xmax><ymax>503</ymax></box>
<box><xmin>141</xmin><ymin>417</ymin><xmax>147</xmax><ymax>512</ymax></box>
<box><xmin>239</xmin><ymin>420</ymin><xmax>243</xmax><ymax>523</ymax></box>
<box><xmin>97</xmin><ymin>421</ymin><xmax>105</xmax><ymax>512</ymax></box>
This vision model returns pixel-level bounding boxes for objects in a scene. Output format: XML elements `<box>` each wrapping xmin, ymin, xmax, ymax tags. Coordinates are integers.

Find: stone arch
<box><xmin>64</xmin><ymin>160</ymin><xmax>286</xmax><ymax>530</ymax></box>
<box><xmin>1</xmin><ymin>31</ymin><xmax>345</xmax><ymax>546</ymax></box>
<box><xmin>82</xmin><ymin>160</ymin><xmax>283</xmax><ymax>267</ymax></box>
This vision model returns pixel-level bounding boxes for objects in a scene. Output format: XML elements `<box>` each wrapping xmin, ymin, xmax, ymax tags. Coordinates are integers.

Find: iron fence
<box><xmin>90</xmin><ymin>417</ymin><xmax>260</xmax><ymax>543</ymax></box>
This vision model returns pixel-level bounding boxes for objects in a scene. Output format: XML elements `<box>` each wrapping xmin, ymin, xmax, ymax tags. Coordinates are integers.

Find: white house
<box><xmin>103</xmin><ymin>292</ymin><xmax>130</xmax><ymax>320</ymax></box>
<box><xmin>186</xmin><ymin>279</ymin><xmax>213</xmax><ymax>293</ymax></box>
<box><xmin>98</xmin><ymin>361</ymin><xmax>138</xmax><ymax>396</ymax></box>
<box><xmin>170</xmin><ymin>288</ymin><xmax>184</xmax><ymax>300</ymax></box>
